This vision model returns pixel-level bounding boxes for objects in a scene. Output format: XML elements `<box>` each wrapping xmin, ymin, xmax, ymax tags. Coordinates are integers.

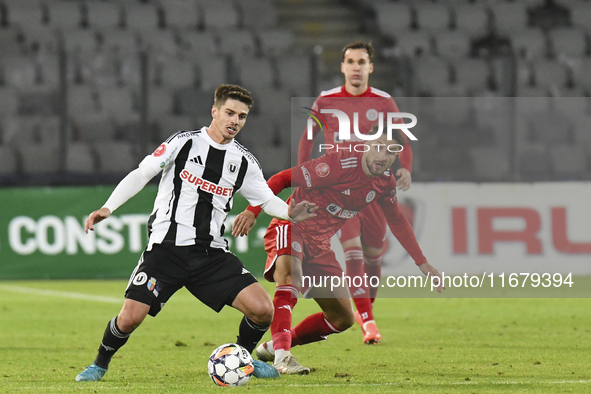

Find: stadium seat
<box><xmin>99</xmin><ymin>30</ymin><xmax>140</xmax><ymax>53</ymax></box>
<box><xmin>527</xmin><ymin>109</ymin><xmax>572</xmax><ymax>145</ymax></box>
<box><xmin>3</xmin><ymin>0</ymin><xmax>44</xmax><ymax>28</ymax></box>
<box><xmin>432</xmin><ymin>97</ymin><xmax>471</xmax><ymax>127</ymax></box>
<box><xmin>155</xmin><ymin>115</ymin><xmax>194</xmax><ymax>142</ymax></box>
<box><xmin>550</xmin><ymin>144</ymin><xmax>587</xmax><ymax>175</ymax></box>
<box><xmin>217</xmin><ymin>29</ymin><xmax>256</xmax><ymax>60</ymax></box>
<box><xmin>516</xmin><ymin>85</ymin><xmax>550</xmax><ymax>97</ymax></box>
<box><xmin>0</xmin><ymin>56</ymin><xmax>38</xmax><ymax>88</ymax></box>
<box><xmin>46</xmin><ymin>1</ymin><xmax>82</xmax><ymax>28</ymax></box>
<box><xmin>452</xmin><ymin>58</ymin><xmax>490</xmax><ymax>94</ymax></box>
<box><xmin>572</xmin><ymin>58</ymin><xmax>591</xmax><ymax>92</ymax></box>
<box><xmin>552</xmin><ymin>96</ymin><xmax>588</xmax><ymax>120</ymax></box>
<box><xmin>435</xmin><ymin>30</ymin><xmax>471</xmax><ymax>59</ymax></box>
<box><xmin>374</xmin><ymin>2</ymin><xmax>412</xmax><ymax>38</ymax></box>
<box><xmin>518</xmin><ymin>143</ymin><xmax>551</xmax><ymax>176</ymax></box>
<box><xmin>238</xmin><ymin>56</ymin><xmax>275</xmax><ymax>91</ymax></box>
<box><xmin>548</xmin><ymin>27</ymin><xmax>587</xmax><ymax>58</ymax></box>
<box><xmin>137</xmin><ymin>29</ymin><xmax>178</xmax><ymax>56</ymax></box>
<box><xmin>469</xmin><ymin>146</ymin><xmax>510</xmax><ymax>180</ymax></box>
<box><xmin>65</xmin><ymin>142</ymin><xmax>97</xmax><ymax>174</ymax></box>
<box><xmin>70</xmin><ymin>112</ymin><xmax>116</xmax><ymax>143</ymax></box>
<box><xmin>252</xmin><ymin>87</ymin><xmax>291</xmax><ymax>124</ymax></box>
<box><xmin>415</xmin><ymin>3</ymin><xmax>451</xmax><ymax>32</ymax></box>
<box><xmin>18</xmin><ymin>144</ymin><xmax>61</xmax><ymax>174</ymax></box>
<box><xmin>161</xmin><ymin>0</ymin><xmax>200</xmax><ymax>30</ymax></box>
<box><xmin>145</xmin><ymin>86</ymin><xmax>175</xmax><ymax>118</ymax></box>
<box><xmin>124</xmin><ymin>2</ymin><xmax>161</xmax><ymax>30</ymax></box>
<box><xmin>573</xmin><ymin>116</ymin><xmax>591</xmax><ymax>153</ymax></box>
<box><xmin>22</xmin><ymin>25</ymin><xmax>59</xmax><ymax>56</ymax></box>
<box><xmin>0</xmin><ymin>27</ymin><xmax>23</xmax><ymax>55</ymax></box>
<box><xmin>532</xmin><ymin>60</ymin><xmax>568</xmax><ymax>90</ymax></box>
<box><xmin>194</xmin><ymin>56</ymin><xmax>227</xmax><ymax>91</ymax></box>
<box><xmin>413</xmin><ymin>56</ymin><xmax>451</xmax><ymax>96</ymax></box>
<box><xmin>511</xmin><ymin>28</ymin><xmax>547</xmax><ymax>60</ymax></box>
<box><xmin>180</xmin><ymin>31</ymin><xmax>218</xmax><ymax>57</ymax></box>
<box><xmin>0</xmin><ymin>145</ymin><xmax>18</xmax><ymax>175</ymax></box>
<box><xmin>84</xmin><ymin>1</ymin><xmax>123</xmax><ymax>29</ymax></box>
<box><xmin>60</xmin><ymin>28</ymin><xmax>99</xmax><ymax>53</ymax></box>
<box><xmin>159</xmin><ymin>58</ymin><xmax>197</xmax><ymax>89</ymax></box>
<box><xmin>68</xmin><ymin>85</ymin><xmax>100</xmax><ymax>114</ymax></box>
<box><xmin>95</xmin><ymin>141</ymin><xmax>136</xmax><ymax>173</ymax></box>
<box><xmin>453</xmin><ymin>4</ymin><xmax>489</xmax><ymax>38</ymax></box>
<box><xmin>255</xmin><ymin>146</ymin><xmax>290</xmax><ymax>175</ymax></box>
<box><xmin>394</xmin><ymin>30</ymin><xmax>432</xmax><ymax>57</ymax></box>
<box><xmin>569</xmin><ymin>2</ymin><xmax>591</xmax><ymax>30</ymax></box>
<box><xmin>237</xmin><ymin>0</ymin><xmax>278</xmax><ymax>29</ymax></box>
<box><xmin>0</xmin><ymin>86</ymin><xmax>18</xmax><ymax>116</ymax></box>
<box><xmin>490</xmin><ymin>2</ymin><xmax>529</xmax><ymax>35</ymax></box>
<box><xmin>257</xmin><ymin>29</ymin><xmax>295</xmax><ymax>56</ymax></box>
<box><xmin>202</xmin><ymin>0</ymin><xmax>239</xmax><ymax>30</ymax></box>
<box><xmin>276</xmin><ymin>56</ymin><xmax>312</xmax><ymax>97</ymax></box>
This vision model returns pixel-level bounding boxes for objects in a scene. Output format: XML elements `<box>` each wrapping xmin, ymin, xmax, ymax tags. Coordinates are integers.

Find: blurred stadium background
<box><xmin>0</xmin><ymin>0</ymin><xmax>590</xmax><ymax>186</ymax></box>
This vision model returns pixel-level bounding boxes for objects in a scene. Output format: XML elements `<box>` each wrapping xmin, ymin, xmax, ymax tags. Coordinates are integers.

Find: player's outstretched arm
<box><xmin>85</xmin><ymin>207</ymin><xmax>111</xmax><ymax>233</ymax></box>
<box><xmin>418</xmin><ymin>262</ymin><xmax>445</xmax><ymax>293</ymax></box>
<box><xmin>232</xmin><ymin>210</ymin><xmax>256</xmax><ymax>237</ymax></box>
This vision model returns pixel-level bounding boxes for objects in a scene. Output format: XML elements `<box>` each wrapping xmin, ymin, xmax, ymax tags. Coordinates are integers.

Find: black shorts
<box><xmin>125</xmin><ymin>242</ymin><xmax>257</xmax><ymax>316</ymax></box>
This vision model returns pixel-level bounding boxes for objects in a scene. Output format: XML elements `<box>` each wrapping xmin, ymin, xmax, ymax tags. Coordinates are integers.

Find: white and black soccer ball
<box><xmin>207</xmin><ymin>343</ymin><xmax>254</xmax><ymax>387</ymax></box>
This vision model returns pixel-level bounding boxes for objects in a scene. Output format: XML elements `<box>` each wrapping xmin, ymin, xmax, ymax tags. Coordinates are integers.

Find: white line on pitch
<box><xmin>0</xmin><ymin>285</ymin><xmax>121</xmax><ymax>304</ymax></box>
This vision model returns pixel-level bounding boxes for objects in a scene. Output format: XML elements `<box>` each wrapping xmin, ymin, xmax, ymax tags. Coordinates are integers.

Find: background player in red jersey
<box><xmin>233</xmin><ymin>126</ymin><xmax>443</xmax><ymax>373</ymax></box>
<box><xmin>298</xmin><ymin>41</ymin><xmax>414</xmax><ymax>344</ymax></box>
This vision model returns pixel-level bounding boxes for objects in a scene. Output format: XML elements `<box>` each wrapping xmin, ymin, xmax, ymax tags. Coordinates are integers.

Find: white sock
<box><xmin>274</xmin><ymin>349</ymin><xmax>291</xmax><ymax>364</ymax></box>
<box><xmin>265</xmin><ymin>340</ymin><xmax>274</xmax><ymax>353</ymax></box>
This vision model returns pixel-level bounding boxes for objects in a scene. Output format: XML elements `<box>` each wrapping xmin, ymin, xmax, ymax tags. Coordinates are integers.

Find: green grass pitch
<box><xmin>1</xmin><ymin>280</ymin><xmax>591</xmax><ymax>393</ymax></box>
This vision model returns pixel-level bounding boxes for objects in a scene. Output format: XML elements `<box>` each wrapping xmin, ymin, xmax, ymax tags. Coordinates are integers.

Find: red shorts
<box><xmin>338</xmin><ymin>202</ymin><xmax>387</xmax><ymax>249</ymax></box>
<box><xmin>263</xmin><ymin>219</ymin><xmax>343</xmax><ymax>290</ymax></box>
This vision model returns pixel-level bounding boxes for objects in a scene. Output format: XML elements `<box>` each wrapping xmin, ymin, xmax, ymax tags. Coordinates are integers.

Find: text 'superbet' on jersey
<box><xmin>141</xmin><ymin>128</ymin><xmax>274</xmax><ymax>250</ymax></box>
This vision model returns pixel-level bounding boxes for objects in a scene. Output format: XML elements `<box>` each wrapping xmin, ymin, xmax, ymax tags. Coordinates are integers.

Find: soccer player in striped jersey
<box><xmin>233</xmin><ymin>125</ymin><xmax>443</xmax><ymax>374</ymax></box>
<box><xmin>75</xmin><ymin>85</ymin><xmax>317</xmax><ymax>382</ymax></box>
<box><xmin>298</xmin><ymin>41</ymin><xmax>414</xmax><ymax>344</ymax></box>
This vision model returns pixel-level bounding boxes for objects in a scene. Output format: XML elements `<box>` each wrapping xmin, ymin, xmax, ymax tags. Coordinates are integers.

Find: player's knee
<box><xmin>248</xmin><ymin>302</ymin><xmax>274</xmax><ymax>326</ymax></box>
<box><xmin>117</xmin><ymin>312</ymin><xmax>145</xmax><ymax>333</ymax></box>
<box><xmin>331</xmin><ymin>310</ymin><xmax>355</xmax><ymax>331</ymax></box>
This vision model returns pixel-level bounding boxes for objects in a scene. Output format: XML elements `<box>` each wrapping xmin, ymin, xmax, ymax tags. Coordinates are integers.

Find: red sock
<box><xmin>364</xmin><ymin>255</ymin><xmax>382</xmax><ymax>303</ymax></box>
<box><xmin>344</xmin><ymin>247</ymin><xmax>367</xmax><ymax>298</ymax></box>
<box><xmin>271</xmin><ymin>285</ymin><xmax>298</xmax><ymax>352</ymax></box>
<box><xmin>290</xmin><ymin>312</ymin><xmax>342</xmax><ymax>347</ymax></box>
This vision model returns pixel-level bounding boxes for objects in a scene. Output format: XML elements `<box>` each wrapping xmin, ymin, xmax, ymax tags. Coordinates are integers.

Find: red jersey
<box><xmin>248</xmin><ymin>150</ymin><xmax>426</xmax><ymax>265</ymax></box>
<box><xmin>298</xmin><ymin>85</ymin><xmax>413</xmax><ymax>172</ymax></box>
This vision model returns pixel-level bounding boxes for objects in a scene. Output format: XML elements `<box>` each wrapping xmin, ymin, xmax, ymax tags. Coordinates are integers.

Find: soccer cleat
<box><xmin>75</xmin><ymin>364</ymin><xmax>107</xmax><ymax>382</ymax></box>
<box><xmin>274</xmin><ymin>354</ymin><xmax>310</xmax><ymax>375</ymax></box>
<box><xmin>255</xmin><ymin>341</ymin><xmax>275</xmax><ymax>363</ymax></box>
<box><xmin>362</xmin><ymin>320</ymin><xmax>382</xmax><ymax>345</ymax></box>
<box><xmin>252</xmin><ymin>359</ymin><xmax>280</xmax><ymax>378</ymax></box>
<box><xmin>354</xmin><ymin>310</ymin><xmax>364</xmax><ymax>333</ymax></box>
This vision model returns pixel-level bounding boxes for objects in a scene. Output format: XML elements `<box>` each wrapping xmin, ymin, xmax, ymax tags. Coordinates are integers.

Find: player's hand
<box><xmin>289</xmin><ymin>199</ymin><xmax>318</xmax><ymax>222</ymax></box>
<box><xmin>232</xmin><ymin>210</ymin><xmax>256</xmax><ymax>237</ymax></box>
<box><xmin>396</xmin><ymin>168</ymin><xmax>412</xmax><ymax>191</ymax></box>
<box><xmin>85</xmin><ymin>207</ymin><xmax>111</xmax><ymax>233</ymax></box>
<box><xmin>419</xmin><ymin>262</ymin><xmax>445</xmax><ymax>293</ymax></box>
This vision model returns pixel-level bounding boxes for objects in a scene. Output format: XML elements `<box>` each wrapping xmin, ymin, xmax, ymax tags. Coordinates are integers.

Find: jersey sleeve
<box><xmin>246</xmin><ymin>169</ymin><xmax>292</xmax><ymax>218</ymax></box>
<box><xmin>297</xmin><ymin>96</ymin><xmax>323</xmax><ymax>165</ymax></box>
<box><xmin>237</xmin><ymin>161</ymin><xmax>277</xmax><ymax>207</ymax></box>
<box><xmin>292</xmin><ymin>152</ymin><xmax>347</xmax><ymax>189</ymax></box>
<box><xmin>139</xmin><ymin>134</ymin><xmax>184</xmax><ymax>173</ymax></box>
<box><xmin>387</xmin><ymin>98</ymin><xmax>413</xmax><ymax>173</ymax></box>
<box><xmin>378</xmin><ymin>186</ymin><xmax>427</xmax><ymax>265</ymax></box>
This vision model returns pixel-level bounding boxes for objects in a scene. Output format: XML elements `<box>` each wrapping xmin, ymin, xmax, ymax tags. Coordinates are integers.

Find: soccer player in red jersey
<box><xmin>298</xmin><ymin>41</ymin><xmax>414</xmax><ymax>344</ymax></box>
<box><xmin>233</xmin><ymin>126</ymin><xmax>443</xmax><ymax>373</ymax></box>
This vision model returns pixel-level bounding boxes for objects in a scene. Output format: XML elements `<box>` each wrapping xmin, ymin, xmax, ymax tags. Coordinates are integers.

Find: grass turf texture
<box><xmin>1</xmin><ymin>280</ymin><xmax>591</xmax><ymax>393</ymax></box>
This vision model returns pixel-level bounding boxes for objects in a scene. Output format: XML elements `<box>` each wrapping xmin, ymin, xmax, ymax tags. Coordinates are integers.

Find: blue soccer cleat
<box><xmin>252</xmin><ymin>359</ymin><xmax>280</xmax><ymax>378</ymax></box>
<box><xmin>75</xmin><ymin>364</ymin><xmax>107</xmax><ymax>382</ymax></box>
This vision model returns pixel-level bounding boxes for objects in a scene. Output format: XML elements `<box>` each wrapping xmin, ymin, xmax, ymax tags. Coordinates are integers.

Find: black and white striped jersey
<box><xmin>140</xmin><ymin>127</ymin><xmax>274</xmax><ymax>251</ymax></box>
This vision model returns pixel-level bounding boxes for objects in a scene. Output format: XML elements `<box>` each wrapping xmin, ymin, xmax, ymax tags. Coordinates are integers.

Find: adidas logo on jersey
<box><xmin>241</xmin><ymin>268</ymin><xmax>250</xmax><ymax>275</ymax></box>
<box><xmin>190</xmin><ymin>156</ymin><xmax>203</xmax><ymax>165</ymax></box>
<box><xmin>341</xmin><ymin>189</ymin><xmax>350</xmax><ymax>195</ymax></box>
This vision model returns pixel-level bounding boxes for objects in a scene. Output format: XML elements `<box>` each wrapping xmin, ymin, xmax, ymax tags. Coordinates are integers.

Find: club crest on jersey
<box><xmin>132</xmin><ymin>272</ymin><xmax>148</xmax><ymax>286</ymax></box>
<box><xmin>366</xmin><ymin>191</ymin><xmax>376</xmax><ymax>203</ymax></box>
<box><xmin>227</xmin><ymin>161</ymin><xmax>239</xmax><ymax>174</ymax></box>
<box><xmin>153</xmin><ymin>144</ymin><xmax>166</xmax><ymax>157</ymax></box>
<box><xmin>315</xmin><ymin>163</ymin><xmax>330</xmax><ymax>177</ymax></box>
<box><xmin>180</xmin><ymin>169</ymin><xmax>233</xmax><ymax>196</ymax></box>
<box><xmin>291</xmin><ymin>241</ymin><xmax>302</xmax><ymax>253</ymax></box>
<box><xmin>366</xmin><ymin>109</ymin><xmax>378</xmax><ymax>121</ymax></box>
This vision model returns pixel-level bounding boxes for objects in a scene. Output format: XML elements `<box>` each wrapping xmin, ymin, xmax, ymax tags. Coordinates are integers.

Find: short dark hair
<box><xmin>214</xmin><ymin>84</ymin><xmax>254</xmax><ymax>109</ymax></box>
<box><xmin>342</xmin><ymin>41</ymin><xmax>374</xmax><ymax>62</ymax></box>
<box><xmin>369</xmin><ymin>122</ymin><xmax>406</xmax><ymax>146</ymax></box>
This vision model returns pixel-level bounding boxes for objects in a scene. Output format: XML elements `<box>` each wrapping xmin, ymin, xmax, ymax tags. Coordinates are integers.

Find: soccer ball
<box><xmin>207</xmin><ymin>343</ymin><xmax>254</xmax><ymax>387</ymax></box>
